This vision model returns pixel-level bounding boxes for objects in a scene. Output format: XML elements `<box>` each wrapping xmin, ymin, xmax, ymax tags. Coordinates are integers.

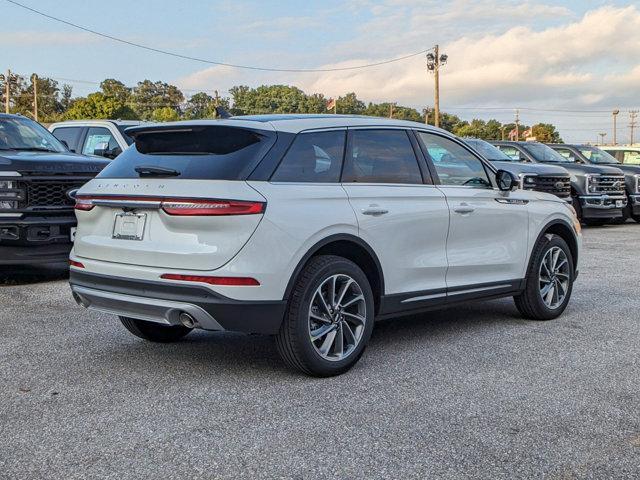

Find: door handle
<box><xmin>362</xmin><ymin>205</ymin><xmax>389</xmax><ymax>216</ymax></box>
<box><xmin>453</xmin><ymin>203</ymin><xmax>475</xmax><ymax>214</ymax></box>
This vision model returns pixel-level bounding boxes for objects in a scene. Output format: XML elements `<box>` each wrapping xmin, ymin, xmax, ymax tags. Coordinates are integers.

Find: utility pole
<box><xmin>514</xmin><ymin>109</ymin><xmax>520</xmax><ymax>140</ymax></box>
<box><xmin>1</xmin><ymin>69</ymin><xmax>12</xmax><ymax>114</ymax></box>
<box><xmin>630</xmin><ymin>110</ymin><xmax>638</xmax><ymax>145</ymax></box>
<box><xmin>389</xmin><ymin>103</ymin><xmax>395</xmax><ymax>118</ymax></box>
<box><xmin>598</xmin><ymin>132</ymin><xmax>607</xmax><ymax>145</ymax></box>
<box><xmin>426</xmin><ymin>46</ymin><xmax>447</xmax><ymax>128</ymax></box>
<box><xmin>612</xmin><ymin>109</ymin><xmax>619</xmax><ymax>145</ymax></box>
<box><xmin>501</xmin><ymin>126</ymin><xmax>506</xmax><ymax>141</ymax></box>
<box><xmin>31</xmin><ymin>74</ymin><xmax>38</xmax><ymax>122</ymax></box>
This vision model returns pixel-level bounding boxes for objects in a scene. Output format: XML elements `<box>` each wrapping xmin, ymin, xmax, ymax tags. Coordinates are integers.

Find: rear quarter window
<box><xmin>97</xmin><ymin>126</ymin><xmax>276</xmax><ymax>180</ymax></box>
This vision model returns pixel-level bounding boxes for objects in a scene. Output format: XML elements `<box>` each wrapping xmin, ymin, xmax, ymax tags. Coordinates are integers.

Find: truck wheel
<box><xmin>611</xmin><ymin>203</ymin><xmax>630</xmax><ymax>224</ymax></box>
<box><xmin>119</xmin><ymin>317</ymin><xmax>192</xmax><ymax>342</ymax></box>
<box><xmin>276</xmin><ymin>255</ymin><xmax>374</xmax><ymax>377</ymax></box>
<box><xmin>632</xmin><ymin>214</ymin><xmax>640</xmax><ymax>223</ymax></box>
<box><xmin>514</xmin><ymin>234</ymin><xmax>575</xmax><ymax>321</ymax></box>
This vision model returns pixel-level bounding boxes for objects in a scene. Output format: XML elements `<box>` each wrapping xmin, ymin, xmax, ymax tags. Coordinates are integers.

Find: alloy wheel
<box><xmin>308</xmin><ymin>274</ymin><xmax>366</xmax><ymax>362</ymax></box>
<box><xmin>538</xmin><ymin>246</ymin><xmax>571</xmax><ymax>309</ymax></box>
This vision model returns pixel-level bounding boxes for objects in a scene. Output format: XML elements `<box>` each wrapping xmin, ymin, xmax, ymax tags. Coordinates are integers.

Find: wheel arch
<box><xmin>536</xmin><ymin>219</ymin><xmax>579</xmax><ymax>274</ymax></box>
<box><xmin>283</xmin><ymin>234</ymin><xmax>385</xmax><ymax>314</ymax></box>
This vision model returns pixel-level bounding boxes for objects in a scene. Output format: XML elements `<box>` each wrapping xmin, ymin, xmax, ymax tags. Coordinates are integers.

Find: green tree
<box><xmin>531</xmin><ymin>123</ymin><xmax>562</xmax><ymax>143</ymax></box>
<box><xmin>364</xmin><ymin>102</ymin><xmax>422</xmax><ymax>122</ymax></box>
<box><xmin>100</xmin><ymin>79</ymin><xmax>131</xmax><ymax>103</ymax></box>
<box><xmin>10</xmin><ymin>74</ymin><xmax>70</xmax><ymax>122</ymax></box>
<box><xmin>64</xmin><ymin>92</ymin><xmax>137</xmax><ymax>120</ymax></box>
<box><xmin>151</xmin><ymin>107</ymin><xmax>180</xmax><ymax>122</ymax></box>
<box><xmin>184</xmin><ymin>92</ymin><xmax>231</xmax><ymax>119</ymax></box>
<box><xmin>230</xmin><ymin>84</ymin><xmax>316</xmax><ymax>115</ymax></box>
<box><xmin>336</xmin><ymin>92</ymin><xmax>365</xmax><ymax>114</ymax></box>
<box><xmin>131</xmin><ymin>80</ymin><xmax>184</xmax><ymax>120</ymax></box>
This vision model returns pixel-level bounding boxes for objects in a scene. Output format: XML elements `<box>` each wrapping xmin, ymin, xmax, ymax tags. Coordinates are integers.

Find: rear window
<box><xmin>97</xmin><ymin>126</ymin><xmax>276</xmax><ymax>180</ymax></box>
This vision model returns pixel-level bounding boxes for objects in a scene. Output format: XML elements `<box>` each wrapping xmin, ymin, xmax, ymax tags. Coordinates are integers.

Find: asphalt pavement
<box><xmin>1</xmin><ymin>225</ymin><xmax>639</xmax><ymax>479</ymax></box>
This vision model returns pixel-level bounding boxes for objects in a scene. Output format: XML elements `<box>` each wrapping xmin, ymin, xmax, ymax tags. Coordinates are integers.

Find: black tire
<box><xmin>514</xmin><ymin>234</ymin><xmax>575</xmax><ymax>321</ymax></box>
<box><xmin>276</xmin><ymin>255</ymin><xmax>375</xmax><ymax>377</ymax></box>
<box><xmin>119</xmin><ymin>316</ymin><xmax>192</xmax><ymax>342</ymax></box>
<box><xmin>572</xmin><ymin>195</ymin><xmax>583</xmax><ymax>221</ymax></box>
<box><xmin>632</xmin><ymin>214</ymin><xmax>640</xmax><ymax>224</ymax></box>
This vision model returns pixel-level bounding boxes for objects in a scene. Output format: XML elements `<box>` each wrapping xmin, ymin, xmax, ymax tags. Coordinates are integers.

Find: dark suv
<box><xmin>492</xmin><ymin>141</ymin><xmax>626</xmax><ymax>225</ymax></box>
<box><xmin>0</xmin><ymin>114</ymin><xmax>108</xmax><ymax>265</ymax></box>
<box><xmin>549</xmin><ymin>144</ymin><xmax>640</xmax><ymax>223</ymax></box>
<box><xmin>464</xmin><ymin>138</ymin><xmax>571</xmax><ymax>201</ymax></box>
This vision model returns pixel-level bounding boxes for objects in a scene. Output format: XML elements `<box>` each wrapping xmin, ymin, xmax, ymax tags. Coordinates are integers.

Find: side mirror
<box><xmin>496</xmin><ymin>169</ymin><xmax>519</xmax><ymax>192</ymax></box>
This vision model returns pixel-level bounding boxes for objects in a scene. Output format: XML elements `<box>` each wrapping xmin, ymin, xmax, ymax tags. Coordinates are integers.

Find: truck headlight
<box><xmin>635</xmin><ymin>174</ymin><xmax>640</xmax><ymax>194</ymax></box>
<box><xmin>0</xmin><ymin>180</ymin><xmax>20</xmax><ymax>210</ymax></box>
<box><xmin>585</xmin><ymin>174</ymin><xmax>599</xmax><ymax>193</ymax></box>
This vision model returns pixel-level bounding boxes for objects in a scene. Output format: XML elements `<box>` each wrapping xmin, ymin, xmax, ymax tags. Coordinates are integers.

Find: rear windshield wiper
<box><xmin>134</xmin><ymin>165</ymin><xmax>181</xmax><ymax>177</ymax></box>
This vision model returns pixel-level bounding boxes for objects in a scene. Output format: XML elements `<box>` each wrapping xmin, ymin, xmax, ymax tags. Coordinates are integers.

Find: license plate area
<box><xmin>616</xmin><ymin>199</ymin><xmax>624</xmax><ymax>208</ymax></box>
<box><xmin>113</xmin><ymin>212</ymin><xmax>146</xmax><ymax>240</ymax></box>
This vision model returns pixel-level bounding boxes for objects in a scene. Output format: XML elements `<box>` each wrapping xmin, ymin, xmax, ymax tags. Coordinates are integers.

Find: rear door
<box><xmin>73</xmin><ymin>124</ymin><xmax>276</xmax><ymax>271</ymax></box>
<box><xmin>341</xmin><ymin>128</ymin><xmax>449</xmax><ymax>300</ymax></box>
<box><xmin>416</xmin><ymin>131</ymin><xmax>530</xmax><ymax>290</ymax></box>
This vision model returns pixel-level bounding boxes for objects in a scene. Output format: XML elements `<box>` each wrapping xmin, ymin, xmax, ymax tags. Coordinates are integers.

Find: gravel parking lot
<box><xmin>1</xmin><ymin>224</ymin><xmax>639</xmax><ymax>479</ymax></box>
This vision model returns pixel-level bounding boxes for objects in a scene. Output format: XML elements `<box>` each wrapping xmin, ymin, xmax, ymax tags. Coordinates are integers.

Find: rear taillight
<box><xmin>161</xmin><ymin>199</ymin><xmax>265</xmax><ymax>216</ymax></box>
<box><xmin>74</xmin><ymin>198</ymin><xmax>95</xmax><ymax>211</ymax></box>
<box><xmin>73</xmin><ymin>196</ymin><xmax>265</xmax><ymax>216</ymax></box>
<box><xmin>160</xmin><ymin>274</ymin><xmax>260</xmax><ymax>286</ymax></box>
<box><xmin>69</xmin><ymin>260</ymin><xmax>85</xmax><ymax>268</ymax></box>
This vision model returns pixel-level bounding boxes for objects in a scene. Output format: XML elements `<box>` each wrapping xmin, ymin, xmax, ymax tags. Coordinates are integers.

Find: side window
<box><xmin>418</xmin><ymin>132</ymin><xmax>492</xmax><ymax>188</ymax></box>
<box><xmin>271</xmin><ymin>130</ymin><xmax>345</xmax><ymax>183</ymax></box>
<box><xmin>554</xmin><ymin>148</ymin><xmax>577</xmax><ymax>162</ymax></box>
<box><xmin>51</xmin><ymin>127</ymin><xmax>82</xmax><ymax>152</ymax></box>
<box><xmin>82</xmin><ymin>127</ymin><xmax>120</xmax><ymax>157</ymax></box>
<box><xmin>496</xmin><ymin>145</ymin><xmax>522</xmax><ymax>161</ymax></box>
<box><xmin>342</xmin><ymin>129</ymin><xmax>423</xmax><ymax>184</ymax></box>
<box><xmin>623</xmin><ymin>150</ymin><xmax>640</xmax><ymax>165</ymax></box>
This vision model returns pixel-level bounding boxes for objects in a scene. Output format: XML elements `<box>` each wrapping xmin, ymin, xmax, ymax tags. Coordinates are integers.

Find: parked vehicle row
<box><xmin>462</xmin><ymin>138</ymin><xmax>639</xmax><ymax>225</ymax></box>
<box><xmin>2</xmin><ymin>113</ymin><xmax>636</xmax><ymax>377</ymax></box>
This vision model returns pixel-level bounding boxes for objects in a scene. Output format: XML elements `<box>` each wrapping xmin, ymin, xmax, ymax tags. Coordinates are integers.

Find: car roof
<box><xmin>125</xmin><ymin>114</ymin><xmax>445</xmax><ymax>135</ymax></box>
<box><xmin>49</xmin><ymin>119</ymin><xmax>144</xmax><ymax>127</ymax></box>
<box><xmin>599</xmin><ymin>145</ymin><xmax>640</xmax><ymax>150</ymax></box>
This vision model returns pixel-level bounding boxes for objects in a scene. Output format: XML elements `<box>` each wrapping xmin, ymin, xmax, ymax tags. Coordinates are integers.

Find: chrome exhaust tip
<box><xmin>178</xmin><ymin>312</ymin><xmax>196</xmax><ymax>329</ymax></box>
<box><xmin>72</xmin><ymin>292</ymin><xmax>90</xmax><ymax>308</ymax></box>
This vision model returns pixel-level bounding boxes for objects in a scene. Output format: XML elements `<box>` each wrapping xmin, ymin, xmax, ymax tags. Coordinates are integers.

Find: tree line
<box><xmin>0</xmin><ymin>72</ymin><xmax>562</xmax><ymax>142</ymax></box>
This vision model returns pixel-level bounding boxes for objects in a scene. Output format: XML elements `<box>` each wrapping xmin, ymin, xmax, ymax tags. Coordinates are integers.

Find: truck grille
<box><xmin>21</xmin><ymin>180</ymin><xmax>87</xmax><ymax>209</ymax></box>
<box><xmin>522</xmin><ymin>175</ymin><xmax>572</xmax><ymax>199</ymax></box>
<box><xmin>590</xmin><ymin>175</ymin><xmax>625</xmax><ymax>195</ymax></box>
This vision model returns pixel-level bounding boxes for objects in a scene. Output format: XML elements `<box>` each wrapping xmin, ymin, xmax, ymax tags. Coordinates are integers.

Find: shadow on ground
<box><xmin>0</xmin><ymin>262</ymin><xmax>68</xmax><ymax>286</ymax></box>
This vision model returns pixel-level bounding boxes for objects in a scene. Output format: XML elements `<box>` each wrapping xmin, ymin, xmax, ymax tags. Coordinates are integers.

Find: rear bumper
<box><xmin>69</xmin><ymin>270</ymin><xmax>287</xmax><ymax>334</ymax></box>
<box><xmin>0</xmin><ymin>214</ymin><xmax>75</xmax><ymax>265</ymax></box>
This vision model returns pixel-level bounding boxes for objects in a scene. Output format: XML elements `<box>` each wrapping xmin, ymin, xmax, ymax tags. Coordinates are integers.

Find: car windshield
<box><xmin>0</xmin><ymin>116</ymin><xmax>66</xmax><ymax>153</ymax></box>
<box><xmin>465</xmin><ymin>138</ymin><xmax>515</xmax><ymax>161</ymax></box>
<box><xmin>578</xmin><ymin>146</ymin><xmax>619</xmax><ymax>164</ymax></box>
<box><xmin>521</xmin><ymin>142</ymin><xmax>570</xmax><ymax>163</ymax></box>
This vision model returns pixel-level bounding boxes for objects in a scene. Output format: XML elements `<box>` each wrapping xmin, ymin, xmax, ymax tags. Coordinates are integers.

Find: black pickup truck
<box><xmin>492</xmin><ymin>141</ymin><xmax>627</xmax><ymax>225</ymax></box>
<box><xmin>0</xmin><ymin>114</ymin><xmax>108</xmax><ymax>265</ymax></box>
<box><xmin>549</xmin><ymin>144</ymin><xmax>640</xmax><ymax>223</ymax></box>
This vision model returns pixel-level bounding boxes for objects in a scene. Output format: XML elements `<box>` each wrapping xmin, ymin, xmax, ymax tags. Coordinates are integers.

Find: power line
<box><xmin>5</xmin><ymin>0</ymin><xmax>430</xmax><ymax>73</ymax></box>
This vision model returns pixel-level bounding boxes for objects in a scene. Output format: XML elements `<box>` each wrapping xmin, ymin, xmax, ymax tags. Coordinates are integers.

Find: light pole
<box><xmin>426</xmin><ymin>46</ymin><xmax>447</xmax><ymax>128</ymax></box>
<box><xmin>612</xmin><ymin>109</ymin><xmax>619</xmax><ymax>145</ymax></box>
<box><xmin>598</xmin><ymin>132</ymin><xmax>607</xmax><ymax>145</ymax></box>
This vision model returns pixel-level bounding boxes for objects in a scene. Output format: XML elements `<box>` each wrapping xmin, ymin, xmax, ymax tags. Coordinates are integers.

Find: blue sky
<box><xmin>2</xmin><ymin>0</ymin><xmax>639</xmax><ymax>142</ymax></box>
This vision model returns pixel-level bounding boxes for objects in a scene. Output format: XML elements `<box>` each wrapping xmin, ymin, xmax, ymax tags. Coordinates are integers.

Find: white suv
<box><xmin>69</xmin><ymin>115</ymin><xmax>581</xmax><ymax>376</ymax></box>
